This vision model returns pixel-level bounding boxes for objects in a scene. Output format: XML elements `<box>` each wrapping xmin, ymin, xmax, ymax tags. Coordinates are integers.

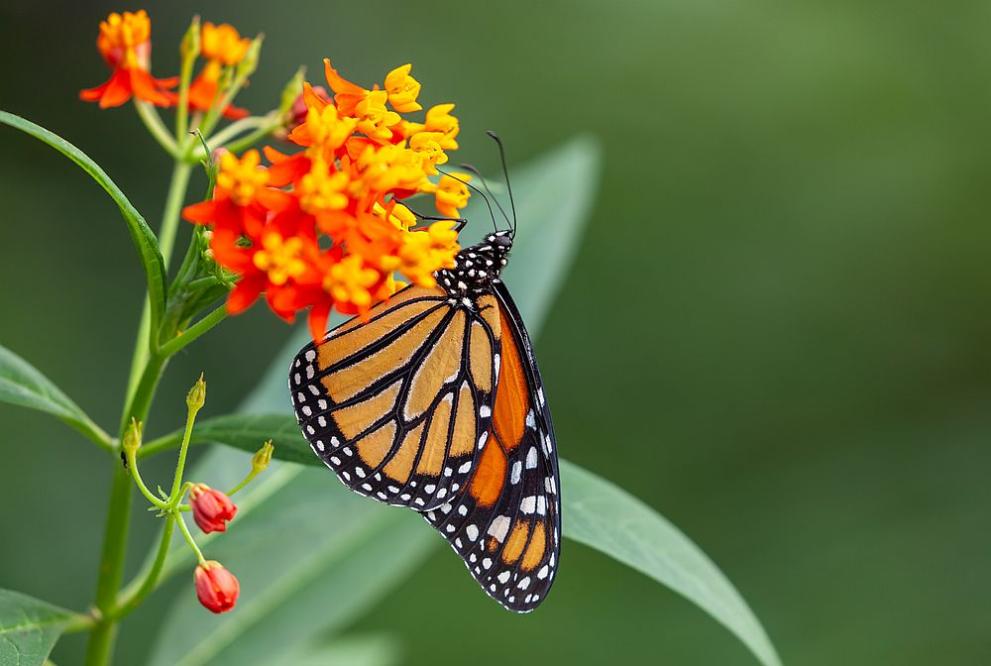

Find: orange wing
<box><xmin>423</xmin><ymin>284</ymin><xmax>560</xmax><ymax>612</ymax></box>
<box><xmin>292</xmin><ymin>286</ymin><xmax>502</xmax><ymax>511</ymax></box>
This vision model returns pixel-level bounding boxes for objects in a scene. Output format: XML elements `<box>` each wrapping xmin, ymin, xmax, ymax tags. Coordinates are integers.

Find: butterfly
<box><xmin>289</xmin><ymin>154</ymin><xmax>561</xmax><ymax>612</ymax></box>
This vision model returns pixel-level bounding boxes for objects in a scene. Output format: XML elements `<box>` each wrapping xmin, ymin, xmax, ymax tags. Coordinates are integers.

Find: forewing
<box><xmin>291</xmin><ymin>286</ymin><xmax>501</xmax><ymax>511</ymax></box>
<box><xmin>423</xmin><ymin>283</ymin><xmax>561</xmax><ymax>612</ymax></box>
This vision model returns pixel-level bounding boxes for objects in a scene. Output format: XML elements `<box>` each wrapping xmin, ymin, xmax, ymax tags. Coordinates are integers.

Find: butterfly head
<box><xmin>436</xmin><ymin>230</ymin><xmax>514</xmax><ymax>297</ymax></box>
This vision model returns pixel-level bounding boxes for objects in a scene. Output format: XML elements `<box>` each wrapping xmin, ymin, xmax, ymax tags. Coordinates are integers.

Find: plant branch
<box><xmin>110</xmin><ymin>515</ymin><xmax>176</xmax><ymax>621</ymax></box>
<box><xmin>175</xmin><ymin>512</ymin><xmax>207</xmax><ymax>565</ymax></box>
<box><xmin>157</xmin><ymin>304</ymin><xmax>228</xmax><ymax>358</ymax></box>
<box><xmin>133</xmin><ymin>101</ymin><xmax>178</xmax><ymax>158</ymax></box>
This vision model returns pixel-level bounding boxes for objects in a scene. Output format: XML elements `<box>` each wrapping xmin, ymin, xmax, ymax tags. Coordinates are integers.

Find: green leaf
<box><xmin>142</xmin><ymin>414</ymin><xmax>318</xmax><ymax>465</ymax></box>
<box><xmin>0</xmin><ymin>589</ymin><xmax>76</xmax><ymax>666</ymax></box>
<box><xmin>0</xmin><ymin>111</ymin><xmax>168</xmax><ymax>340</ymax></box>
<box><xmin>289</xmin><ymin>634</ymin><xmax>401</xmax><ymax>666</ymax></box>
<box><xmin>0</xmin><ymin>344</ymin><xmax>111</xmax><ymax>449</ymax></box>
<box><xmin>561</xmin><ymin>461</ymin><xmax>782</xmax><ymax>666</ymax></box>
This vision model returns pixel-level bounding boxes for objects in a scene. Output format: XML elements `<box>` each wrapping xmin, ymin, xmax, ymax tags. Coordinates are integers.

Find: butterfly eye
<box><xmin>492</xmin><ymin>235</ymin><xmax>512</xmax><ymax>248</ymax></box>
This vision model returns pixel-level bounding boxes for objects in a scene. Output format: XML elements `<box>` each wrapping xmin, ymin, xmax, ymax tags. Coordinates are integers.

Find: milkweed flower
<box><xmin>183</xmin><ymin>57</ymin><xmax>469</xmax><ymax>341</ymax></box>
<box><xmin>187</xmin><ymin>22</ymin><xmax>252</xmax><ymax>119</ymax></box>
<box><xmin>189</xmin><ymin>483</ymin><xmax>238</xmax><ymax>533</ymax></box>
<box><xmin>80</xmin><ymin>10</ymin><xmax>177</xmax><ymax>108</ymax></box>
<box><xmin>194</xmin><ymin>561</ymin><xmax>240</xmax><ymax>613</ymax></box>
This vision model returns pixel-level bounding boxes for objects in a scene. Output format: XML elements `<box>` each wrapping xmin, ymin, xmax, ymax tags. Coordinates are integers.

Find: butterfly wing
<box><xmin>291</xmin><ymin>285</ymin><xmax>502</xmax><ymax>511</ymax></box>
<box><xmin>423</xmin><ymin>281</ymin><xmax>561</xmax><ymax>612</ymax></box>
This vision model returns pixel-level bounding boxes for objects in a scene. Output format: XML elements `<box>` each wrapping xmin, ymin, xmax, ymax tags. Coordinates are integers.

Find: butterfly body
<box><xmin>291</xmin><ymin>230</ymin><xmax>561</xmax><ymax>612</ymax></box>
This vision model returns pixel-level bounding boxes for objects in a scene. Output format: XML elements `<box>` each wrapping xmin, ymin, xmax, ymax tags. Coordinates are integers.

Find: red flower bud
<box><xmin>194</xmin><ymin>561</ymin><xmax>240</xmax><ymax>613</ymax></box>
<box><xmin>289</xmin><ymin>85</ymin><xmax>330</xmax><ymax>129</ymax></box>
<box><xmin>189</xmin><ymin>483</ymin><xmax>237</xmax><ymax>533</ymax></box>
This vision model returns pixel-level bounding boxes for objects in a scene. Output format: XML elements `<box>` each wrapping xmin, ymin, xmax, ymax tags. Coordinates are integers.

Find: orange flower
<box><xmin>186</xmin><ymin>22</ymin><xmax>251</xmax><ymax>119</ymax></box>
<box><xmin>80</xmin><ymin>10</ymin><xmax>177</xmax><ymax>108</ymax></box>
<box><xmin>184</xmin><ymin>57</ymin><xmax>467</xmax><ymax>341</ymax></box>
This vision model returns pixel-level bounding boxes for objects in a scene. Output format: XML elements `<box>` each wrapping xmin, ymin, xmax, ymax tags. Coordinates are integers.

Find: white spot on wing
<box><xmin>488</xmin><ymin>516</ymin><xmax>511</xmax><ymax>542</ymax></box>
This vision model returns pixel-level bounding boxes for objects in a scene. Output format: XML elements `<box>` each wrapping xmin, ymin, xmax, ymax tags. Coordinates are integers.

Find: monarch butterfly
<box><xmin>290</xmin><ymin>139</ymin><xmax>560</xmax><ymax>612</ymax></box>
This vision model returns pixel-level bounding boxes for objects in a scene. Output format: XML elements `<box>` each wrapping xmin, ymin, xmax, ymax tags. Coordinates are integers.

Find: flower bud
<box><xmin>194</xmin><ymin>561</ymin><xmax>239</xmax><ymax>613</ymax></box>
<box><xmin>189</xmin><ymin>483</ymin><xmax>237</xmax><ymax>533</ymax></box>
<box><xmin>251</xmin><ymin>440</ymin><xmax>274</xmax><ymax>474</ymax></box>
<box><xmin>278</xmin><ymin>66</ymin><xmax>305</xmax><ymax>111</ymax></box>
<box><xmin>186</xmin><ymin>373</ymin><xmax>207</xmax><ymax>413</ymax></box>
<box><xmin>236</xmin><ymin>35</ymin><xmax>263</xmax><ymax>80</ymax></box>
<box><xmin>180</xmin><ymin>15</ymin><xmax>201</xmax><ymax>62</ymax></box>
<box><xmin>122</xmin><ymin>418</ymin><xmax>143</xmax><ymax>456</ymax></box>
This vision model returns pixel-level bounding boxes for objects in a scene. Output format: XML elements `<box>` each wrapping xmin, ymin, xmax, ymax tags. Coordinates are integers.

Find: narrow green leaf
<box><xmin>289</xmin><ymin>634</ymin><xmax>401</xmax><ymax>666</ymax></box>
<box><xmin>0</xmin><ymin>344</ymin><xmax>111</xmax><ymax>449</ymax></box>
<box><xmin>561</xmin><ymin>461</ymin><xmax>782</xmax><ymax>666</ymax></box>
<box><xmin>0</xmin><ymin>110</ymin><xmax>168</xmax><ymax>338</ymax></box>
<box><xmin>0</xmin><ymin>590</ymin><xmax>75</xmax><ymax>666</ymax></box>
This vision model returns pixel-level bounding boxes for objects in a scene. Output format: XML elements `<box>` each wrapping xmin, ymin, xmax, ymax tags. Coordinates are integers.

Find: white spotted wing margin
<box><xmin>423</xmin><ymin>281</ymin><xmax>561</xmax><ymax>613</ymax></box>
<box><xmin>290</xmin><ymin>285</ymin><xmax>502</xmax><ymax>512</ymax></box>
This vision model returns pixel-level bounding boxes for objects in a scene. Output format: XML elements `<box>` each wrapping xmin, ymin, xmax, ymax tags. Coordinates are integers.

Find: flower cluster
<box><xmin>81</xmin><ymin>11</ymin><xmax>254</xmax><ymax>118</ymax></box>
<box><xmin>183</xmin><ymin>59</ymin><xmax>470</xmax><ymax>341</ymax></box>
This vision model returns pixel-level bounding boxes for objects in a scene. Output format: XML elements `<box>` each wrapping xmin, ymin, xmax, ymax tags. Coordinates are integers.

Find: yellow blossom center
<box><xmin>355</xmin><ymin>90</ymin><xmax>401</xmax><ymax>141</ymax></box>
<box><xmin>216</xmin><ymin>150</ymin><xmax>268</xmax><ymax>206</ymax></box>
<box><xmin>253</xmin><ymin>233</ymin><xmax>307</xmax><ymax>285</ymax></box>
<box><xmin>304</xmin><ymin>105</ymin><xmax>358</xmax><ymax>153</ymax></box>
<box><xmin>298</xmin><ymin>158</ymin><xmax>350</xmax><ymax>213</ymax></box>
<box><xmin>324</xmin><ymin>255</ymin><xmax>380</xmax><ymax>308</ymax></box>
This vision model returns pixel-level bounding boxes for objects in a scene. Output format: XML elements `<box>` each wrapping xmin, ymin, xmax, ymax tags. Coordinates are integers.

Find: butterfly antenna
<box><xmin>401</xmin><ymin>202</ymin><xmax>468</xmax><ymax>232</ymax></box>
<box><xmin>486</xmin><ymin>131</ymin><xmax>517</xmax><ymax>234</ymax></box>
<box><xmin>436</xmin><ymin>166</ymin><xmax>500</xmax><ymax>234</ymax></box>
<box><xmin>458</xmin><ymin>163</ymin><xmax>512</xmax><ymax>231</ymax></box>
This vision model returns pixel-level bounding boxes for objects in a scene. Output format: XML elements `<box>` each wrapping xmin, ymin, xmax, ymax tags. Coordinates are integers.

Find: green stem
<box><xmin>110</xmin><ymin>515</ymin><xmax>176</xmax><ymax>621</ymax></box>
<box><xmin>218</xmin><ymin>119</ymin><xmax>282</xmax><ymax>156</ymax></box>
<box><xmin>175</xmin><ymin>512</ymin><xmax>207</xmax><ymax>565</ymax></box>
<box><xmin>85</xmin><ymin>157</ymin><xmax>194</xmax><ymax>665</ymax></box>
<box><xmin>133</xmin><ymin>101</ymin><xmax>178</xmax><ymax>157</ymax></box>
<box><xmin>169</xmin><ymin>395</ymin><xmax>202</xmax><ymax>500</ymax></box>
<box><xmin>82</xmin><ymin>463</ymin><xmax>133</xmax><ymax>665</ymax></box>
<box><xmin>125</xmin><ymin>448</ymin><xmax>168</xmax><ymax>510</ymax></box>
<box><xmin>157</xmin><ymin>305</ymin><xmax>228</xmax><ymax>358</ymax></box>
<box><xmin>63</xmin><ymin>612</ymin><xmax>99</xmax><ymax>635</ymax></box>
<box><xmin>175</xmin><ymin>45</ymin><xmax>195</xmax><ymax>143</ymax></box>
<box><xmin>203</xmin><ymin>114</ymin><xmax>269</xmax><ymax>150</ymax></box>
<box><xmin>69</xmin><ymin>417</ymin><xmax>115</xmax><ymax>454</ymax></box>
<box><xmin>124</xmin><ymin>161</ymin><xmax>193</xmax><ymax>401</ymax></box>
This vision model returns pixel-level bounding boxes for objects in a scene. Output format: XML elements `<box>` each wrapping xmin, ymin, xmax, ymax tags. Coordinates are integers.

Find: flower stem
<box><xmin>125</xmin><ymin>448</ymin><xmax>169</xmax><ymax>510</ymax></box>
<box><xmin>175</xmin><ymin>512</ymin><xmax>207</xmax><ymax>565</ymax></box>
<box><xmin>85</xmin><ymin>157</ymin><xmax>195</xmax><ymax>666</ymax></box>
<box><xmin>123</xmin><ymin>160</ymin><xmax>193</xmax><ymax>402</ymax></box>
<box><xmin>110</xmin><ymin>515</ymin><xmax>176</xmax><ymax>621</ymax></box>
<box><xmin>169</xmin><ymin>398</ymin><xmax>201</xmax><ymax>501</ymax></box>
<box><xmin>157</xmin><ymin>304</ymin><xmax>228</xmax><ymax>358</ymax></box>
<box><xmin>133</xmin><ymin>101</ymin><xmax>179</xmax><ymax>158</ymax></box>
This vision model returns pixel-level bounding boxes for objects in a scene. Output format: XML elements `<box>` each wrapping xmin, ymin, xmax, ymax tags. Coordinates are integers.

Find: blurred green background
<box><xmin>3</xmin><ymin>0</ymin><xmax>991</xmax><ymax>663</ymax></box>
